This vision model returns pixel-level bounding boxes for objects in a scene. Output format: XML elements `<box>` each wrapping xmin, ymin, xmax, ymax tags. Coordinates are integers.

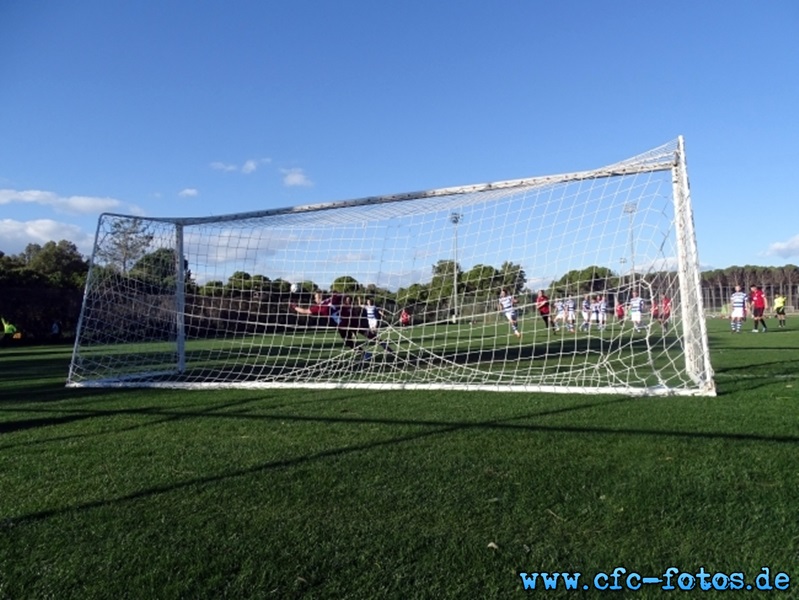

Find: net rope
<box><xmin>68</xmin><ymin>139</ymin><xmax>714</xmax><ymax>395</ymax></box>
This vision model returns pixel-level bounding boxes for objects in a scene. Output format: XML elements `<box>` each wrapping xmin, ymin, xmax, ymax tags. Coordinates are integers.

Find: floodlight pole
<box><xmin>450</xmin><ymin>212</ymin><xmax>462</xmax><ymax>322</ymax></box>
<box><xmin>623</xmin><ymin>203</ymin><xmax>637</xmax><ymax>291</ymax></box>
<box><xmin>619</xmin><ymin>257</ymin><xmax>627</xmax><ymax>304</ymax></box>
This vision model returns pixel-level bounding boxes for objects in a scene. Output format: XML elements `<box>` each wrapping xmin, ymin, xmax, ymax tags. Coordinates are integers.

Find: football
<box><xmin>290</xmin><ymin>283</ymin><xmax>300</xmax><ymax>294</ymax></box>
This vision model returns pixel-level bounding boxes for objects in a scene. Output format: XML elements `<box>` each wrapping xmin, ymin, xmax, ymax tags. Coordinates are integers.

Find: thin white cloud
<box><xmin>210</xmin><ymin>158</ymin><xmax>271</xmax><ymax>174</ymax></box>
<box><xmin>331</xmin><ymin>252</ymin><xmax>373</xmax><ymax>263</ymax></box>
<box><xmin>0</xmin><ymin>188</ymin><xmax>122</xmax><ymax>215</ymax></box>
<box><xmin>767</xmin><ymin>234</ymin><xmax>799</xmax><ymax>259</ymax></box>
<box><xmin>0</xmin><ymin>219</ymin><xmax>95</xmax><ymax>255</ymax></box>
<box><xmin>179</xmin><ymin>188</ymin><xmax>199</xmax><ymax>198</ymax></box>
<box><xmin>281</xmin><ymin>168</ymin><xmax>313</xmax><ymax>187</ymax></box>
<box><xmin>210</xmin><ymin>161</ymin><xmax>238</xmax><ymax>172</ymax></box>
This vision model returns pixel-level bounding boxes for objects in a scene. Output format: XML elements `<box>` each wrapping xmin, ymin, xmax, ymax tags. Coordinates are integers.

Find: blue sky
<box><xmin>2</xmin><ymin>0</ymin><xmax>798</xmax><ymax>275</ymax></box>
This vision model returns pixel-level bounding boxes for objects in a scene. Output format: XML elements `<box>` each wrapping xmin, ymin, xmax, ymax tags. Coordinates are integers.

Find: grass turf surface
<box><xmin>1</xmin><ymin>318</ymin><xmax>798</xmax><ymax>599</ymax></box>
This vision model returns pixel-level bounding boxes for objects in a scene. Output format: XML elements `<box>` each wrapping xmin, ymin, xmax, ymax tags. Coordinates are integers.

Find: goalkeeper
<box><xmin>290</xmin><ymin>292</ymin><xmax>390</xmax><ymax>355</ymax></box>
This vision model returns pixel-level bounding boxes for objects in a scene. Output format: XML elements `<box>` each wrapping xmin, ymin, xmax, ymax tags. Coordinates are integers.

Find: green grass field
<box><xmin>1</xmin><ymin>318</ymin><xmax>798</xmax><ymax>599</ymax></box>
<box><xmin>71</xmin><ymin>313</ymin><xmax>699</xmax><ymax>391</ymax></box>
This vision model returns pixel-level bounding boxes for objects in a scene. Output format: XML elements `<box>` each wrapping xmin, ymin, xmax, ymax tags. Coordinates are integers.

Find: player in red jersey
<box><xmin>291</xmin><ymin>292</ymin><xmax>374</xmax><ymax>349</ymax></box>
<box><xmin>536</xmin><ymin>290</ymin><xmax>553</xmax><ymax>329</ymax></box>
<box><xmin>291</xmin><ymin>292</ymin><xmax>391</xmax><ymax>357</ymax></box>
<box><xmin>748</xmin><ymin>285</ymin><xmax>768</xmax><ymax>333</ymax></box>
<box><xmin>659</xmin><ymin>295</ymin><xmax>672</xmax><ymax>330</ymax></box>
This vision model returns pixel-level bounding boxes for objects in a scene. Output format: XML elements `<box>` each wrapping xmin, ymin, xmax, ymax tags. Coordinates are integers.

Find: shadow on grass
<box><xmin>5</xmin><ymin>392</ymin><xmax>799</xmax><ymax>529</ymax></box>
<box><xmin>0</xmin><ymin>393</ymin><xmax>291</xmax><ymax>439</ymax></box>
<box><xmin>0</xmin><ymin>356</ymin><xmax>72</xmax><ymax>385</ymax></box>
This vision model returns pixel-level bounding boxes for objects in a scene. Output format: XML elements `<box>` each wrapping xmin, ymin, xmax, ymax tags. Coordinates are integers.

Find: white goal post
<box><xmin>68</xmin><ymin>136</ymin><xmax>715</xmax><ymax>395</ymax></box>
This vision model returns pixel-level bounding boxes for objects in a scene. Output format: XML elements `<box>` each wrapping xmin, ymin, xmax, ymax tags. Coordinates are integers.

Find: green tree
<box><xmin>294</xmin><ymin>280</ymin><xmax>318</xmax><ymax>293</ymax></box>
<box><xmin>331</xmin><ymin>276</ymin><xmax>360</xmax><ymax>293</ymax></box>
<box><xmin>429</xmin><ymin>259</ymin><xmax>462</xmax><ymax>300</ymax></box>
<box><xmin>551</xmin><ymin>265</ymin><xmax>614</xmax><ymax>295</ymax></box>
<box><xmin>130</xmin><ymin>247</ymin><xmax>190</xmax><ymax>292</ymax></box>
<box><xmin>498</xmin><ymin>261</ymin><xmax>526</xmax><ymax>294</ymax></box>
<box><xmin>0</xmin><ymin>247</ymin><xmax>37</xmax><ymax>286</ymax></box>
<box><xmin>463</xmin><ymin>264</ymin><xmax>500</xmax><ymax>293</ymax></box>
<box><xmin>200</xmin><ymin>281</ymin><xmax>225</xmax><ymax>296</ymax></box>
<box><xmin>224</xmin><ymin>271</ymin><xmax>252</xmax><ymax>296</ymax></box>
<box><xmin>27</xmin><ymin>240</ymin><xmax>88</xmax><ymax>288</ymax></box>
<box><xmin>271</xmin><ymin>278</ymin><xmax>292</xmax><ymax>294</ymax></box>
<box><xmin>396</xmin><ymin>283</ymin><xmax>429</xmax><ymax>307</ymax></box>
<box><xmin>95</xmin><ymin>217</ymin><xmax>154</xmax><ymax>274</ymax></box>
<box><xmin>0</xmin><ymin>241</ymin><xmax>88</xmax><ymax>288</ymax></box>
<box><xmin>250</xmin><ymin>274</ymin><xmax>271</xmax><ymax>292</ymax></box>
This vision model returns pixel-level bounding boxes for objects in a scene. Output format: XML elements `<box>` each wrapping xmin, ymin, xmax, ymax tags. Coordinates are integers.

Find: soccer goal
<box><xmin>68</xmin><ymin>136</ymin><xmax>715</xmax><ymax>395</ymax></box>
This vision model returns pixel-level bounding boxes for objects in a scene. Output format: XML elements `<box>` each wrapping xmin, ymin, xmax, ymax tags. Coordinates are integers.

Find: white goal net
<box><xmin>68</xmin><ymin>137</ymin><xmax>715</xmax><ymax>395</ymax></box>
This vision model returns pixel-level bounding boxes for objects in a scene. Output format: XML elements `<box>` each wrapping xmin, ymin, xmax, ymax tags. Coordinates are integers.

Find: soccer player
<box><xmin>536</xmin><ymin>290</ymin><xmax>553</xmax><ymax>329</ymax></box>
<box><xmin>749</xmin><ymin>285</ymin><xmax>768</xmax><ymax>333</ymax></box>
<box><xmin>564</xmin><ymin>297</ymin><xmax>576</xmax><ymax>332</ymax></box>
<box><xmin>291</xmin><ymin>292</ymin><xmax>378</xmax><ymax>352</ymax></box>
<box><xmin>498</xmin><ymin>288</ymin><xmax>521</xmax><ymax>338</ymax></box>
<box><xmin>364</xmin><ymin>298</ymin><xmax>382</xmax><ymax>333</ymax></box>
<box><xmin>1</xmin><ymin>317</ymin><xmax>17</xmax><ymax>347</ymax></box>
<box><xmin>774</xmin><ymin>293</ymin><xmax>787</xmax><ymax>328</ymax></box>
<box><xmin>597</xmin><ymin>295</ymin><xmax>607</xmax><ymax>330</ymax></box>
<box><xmin>615</xmin><ymin>301</ymin><xmax>625</xmax><ymax>323</ymax></box>
<box><xmin>729</xmin><ymin>285</ymin><xmax>747</xmax><ymax>333</ymax></box>
<box><xmin>590</xmin><ymin>295</ymin><xmax>607</xmax><ymax>331</ymax></box>
<box><xmin>628</xmin><ymin>290</ymin><xmax>645</xmax><ymax>332</ymax></box>
<box><xmin>400</xmin><ymin>307</ymin><xmax>411</xmax><ymax>327</ymax></box>
<box><xmin>659</xmin><ymin>296</ymin><xmax>672</xmax><ymax>330</ymax></box>
<box><xmin>580</xmin><ymin>294</ymin><xmax>592</xmax><ymax>331</ymax></box>
<box><xmin>552</xmin><ymin>297</ymin><xmax>566</xmax><ymax>332</ymax></box>
<box><xmin>650</xmin><ymin>302</ymin><xmax>659</xmax><ymax>323</ymax></box>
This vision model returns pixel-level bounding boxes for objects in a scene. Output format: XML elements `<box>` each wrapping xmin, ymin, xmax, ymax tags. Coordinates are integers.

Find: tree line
<box><xmin>1</xmin><ymin>231</ymin><xmax>797</xmax><ymax>341</ymax></box>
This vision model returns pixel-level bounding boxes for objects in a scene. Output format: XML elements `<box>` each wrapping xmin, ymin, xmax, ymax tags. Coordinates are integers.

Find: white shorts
<box><xmin>368</xmin><ymin>318</ymin><xmax>378</xmax><ymax>330</ymax></box>
<box><xmin>731</xmin><ymin>307</ymin><xmax>745</xmax><ymax>319</ymax></box>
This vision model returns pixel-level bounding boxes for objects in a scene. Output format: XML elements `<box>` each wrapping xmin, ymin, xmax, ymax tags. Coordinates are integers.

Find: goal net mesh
<box><xmin>68</xmin><ymin>138</ymin><xmax>715</xmax><ymax>395</ymax></box>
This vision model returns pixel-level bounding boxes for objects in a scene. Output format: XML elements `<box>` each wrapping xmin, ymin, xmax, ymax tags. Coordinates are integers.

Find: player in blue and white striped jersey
<box><xmin>628</xmin><ymin>290</ymin><xmax>646</xmax><ymax>332</ymax></box>
<box><xmin>730</xmin><ymin>285</ymin><xmax>748</xmax><ymax>333</ymax></box>
<box><xmin>564</xmin><ymin>297</ymin><xmax>576</xmax><ymax>332</ymax></box>
<box><xmin>498</xmin><ymin>289</ymin><xmax>521</xmax><ymax>338</ymax></box>
<box><xmin>553</xmin><ymin>298</ymin><xmax>566</xmax><ymax>331</ymax></box>
<box><xmin>580</xmin><ymin>294</ymin><xmax>592</xmax><ymax>331</ymax></box>
<box><xmin>364</xmin><ymin>298</ymin><xmax>381</xmax><ymax>333</ymax></box>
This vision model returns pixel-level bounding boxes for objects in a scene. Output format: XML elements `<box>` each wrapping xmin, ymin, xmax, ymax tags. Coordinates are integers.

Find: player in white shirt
<box><xmin>730</xmin><ymin>285</ymin><xmax>748</xmax><ymax>333</ymax></box>
<box><xmin>628</xmin><ymin>290</ymin><xmax>645</xmax><ymax>332</ymax></box>
<box><xmin>564</xmin><ymin>297</ymin><xmax>576</xmax><ymax>332</ymax></box>
<box><xmin>596</xmin><ymin>295</ymin><xmax>608</xmax><ymax>330</ymax></box>
<box><xmin>553</xmin><ymin>298</ymin><xmax>566</xmax><ymax>332</ymax></box>
<box><xmin>580</xmin><ymin>294</ymin><xmax>592</xmax><ymax>331</ymax></box>
<box><xmin>498</xmin><ymin>289</ymin><xmax>521</xmax><ymax>338</ymax></box>
<box><xmin>364</xmin><ymin>298</ymin><xmax>381</xmax><ymax>333</ymax></box>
